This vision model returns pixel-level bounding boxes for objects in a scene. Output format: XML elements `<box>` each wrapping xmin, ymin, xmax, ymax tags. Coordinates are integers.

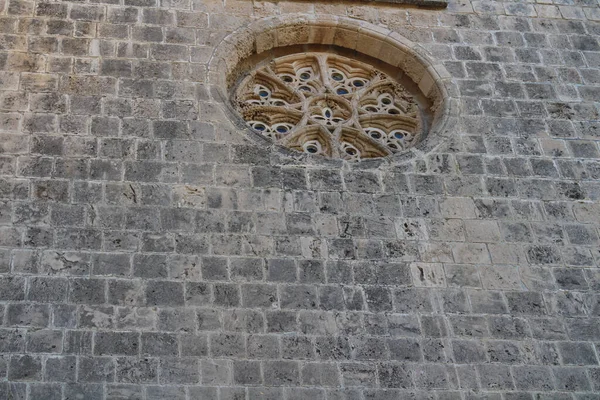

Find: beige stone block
<box><xmin>6</xmin><ymin>53</ymin><xmax>46</xmax><ymax>72</ymax></box>
<box><xmin>347</xmin><ymin>6</ymin><xmax>378</xmax><ymax>23</ymax></box>
<box><xmin>358</xmin><ymin>23</ymin><xmax>389</xmax><ymax>41</ymax></box>
<box><xmin>314</xmin><ymin>3</ymin><xmax>346</xmax><ymax>14</ymax></box>
<box><xmin>431</xmin><ymin>62</ymin><xmax>451</xmax><ymax>81</ymax></box>
<box><xmin>377</xmin><ymin>41</ymin><xmax>408</xmax><ymax>68</ymax></box>
<box><xmin>488</xmin><ymin>243</ymin><xmax>527</xmax><ymax>265</ymax></box>
<box><xmin>255</xmin><ymin>28</ymin><xmax>276</xmax><ymax>54</ymax></box>
<box><xmin>430</xmin><ymin>109</ymin><xmax>460</xmax><ymax>141</ymax></box>
<box><xmin>200</xmin><ymin>102</ymin><xmax>229</xmax><ymax>124</ymax></box>
<box><xmin>220</xmin><ymin>41</ymin><xmax>253</xmax><ymax>81</ymax></box>
<box><xmin>573</xmin><ymin>202</ymin><xmax>600</xmax><ymax>224</ymax></box>
<box><xmin>540</xmin><ymin>139</ymin><xmax>568</xmax><ymax>157</ymax></box>
<box><xmin>208</xmin><ymin>68</ymin><xmax>225</xmax><ymax>87</ymax></box>
<box><xmin>445</xmin><ymin>264</ymin><xmax>482</xmax><ymax>288</ymax></box>
<box><xmin>0</xmin><ymin>132</ymin><xmax>28</xmax><ymax>152</ymax></box>
<box><xmin>429</xmin><ymin>86</ymin><xmax>446</xmax><ymax>115</ymax></box>
<box><xmin>333</xmin><ymin>27</ymin><xmax>359</xmax><ymax>51</ymax></box>
<box><xmin>387</xmin><ymin>31</ymin><xmax>414</xmax><ymax>52</ymax></box>
<box><xmin>410</xmin><ymin>262</ymin><xmax>446</xmax><ymax>287</ymax></box>
<box><xmin>21</xmin><ymin>73</ymin><xmax>58</xmax><ymax>92</ymax></box>
<box><xmin>535</xmin><ymin>4</ymin><xmax>562</xmax><ymax>19</ymax></box>
<box><xmin>442</xmin><ymin>79</ymin><xmax>458</xmax><ymax>100</ymax></box>
<box><xmin>215</xmin><ymin>53</ymin><xmax>235</xmax><ymax>86</ymax></box>
<box><xmin>307</xmin><ymin>14</ymin><xmax>338</xmax><ymax>40</ymax></box>
<box><xmin>301</xmin><ymin>237</ymin><xmax>326</xmax><ymax>259</ymax></box>
<box><xmin>379</xmin><ymin>10</ymin><xmax>409</xmax><ymax>27</ymax></box>
<box><xmin>427</xmin><ymin>219</ymin><xmax>465</xmax><ymax>242</ymax></box>
<box><xmin>314</xmin><ymin>215</ymin><xmax>338</xmax><ymax>237</ymax></box>
<box><xmin>546</xmin><ymin>291</ymin><xmax>587</xmax><ymax>315</ymax></box>
<box><xmin>419</xmin><ymin>242</ymin><xmax>454</xmax><ymax>263</ymax></box>
<box><xmin>338</xmin><ymin>18</ymin><xmax>362</xmax><ymax>32</ymax></box>
<box><xmin>64</xmin><ymin>136</ymin><xmax>94</xmax><ymax>157</ymax></box>
<box><xmin>407</xmin><ymin>10</ymin><xmax>440</xmax><ymax>27</ymax></box>
<box><xmin>447</xmin><ymin>0</ymin><xmax>474</xmax><ymax>13</ymax></box>
<box><xmin>173</xmin><ymin>185</ymin><xmax>206</xmax><ymax>208</ymax></box>
<box><xmin>412</xmin><ymin>45</ymin><xmax>435</xmax><ymax>67</ymax></box>
<box><xmin>264</xmin><ymin>190</ymin><xmax>285</xmax><ymax>213</ymax></box>
<box><xmin>0</xmin><ymin>72</ymin><xmax>20</xmax><ymax>91</ymax></box>
<box><xmin>480</xmin><ymin>265</ymin><xmax>522</xmax><ymax>290</ymax></box>
<box><xmin>230</xmin><ymin>28</ymin><xmax>256</xmax><ymax>60</ymax></box>
<box><xmin>559</xmin><ymin>5</ymin><xmax>586</xmax><ymax>20</ymax></box>
<box><xmin>277</xmin><ymin>23</ymin><xmax>310</xmax><ymax>47</ymax></box>
<box><xmin>471</xmin><ymin>1</ymin><xmax>504</xmax><ymax>15</ymax></box>
<box><xmin>216</xmin><ymin>165</ymin><xmax>251</xmax><ymax>187</ymax></box>
<box><xmin>399</xmin><ymin>55</ymin><xmax>425</xmax><ymax>85</ymax></box>
<box><xmin>0</xmin><ymin>92</ymin><xmax>28</xmax><ymax>111</ymax></box>
<box><xmin>308</xmin><ymin>24</ymin><xmax>336</xmax><ymax>45</ymax></box>
<box><xmin>355</xmin><ymin>32</ymin><xmax>384</xmax><ymax>58</ymax></box>
<box><xmin>170</xmin><ymin>255</ymin><xmax>202</xmax><ymax>281</ymax></box>
<box><xmin>464</xmin><ymin>220</ymin><xmax>501</xmax><ymax>243</ymax></box>
<box><xmin>118</xmin><ymin>307</ymin><xmax>157</xmax><ymax>329</ymax></box>
<box><xmin>0</xmin><ymin>35</ymin><xmax>26</xmax><ymax>51</ymax></box>
<box><xmin>252</xmin><ymin>1</ymin><xmax>279</xmax><ymax>18</ymax></box>
<box><xmin>280</xmin><ymin>1</ymin><xmax>314</xmax><ymax>14</ymax></box>
<box><xmin>452</xmin><ymin>243</ymin><xmax>491</xmax><ymax>265</ymax></box>
<box><xmin>418</xmin><ymin>69</ymin><xmax>436</xmax><ymax>99</ymax></box>
<box><xmin>209</xmin><ymin>13</ymin><xmax>246</xmax><ymax>30</ymax></box>
<box><xmin>223</xmin><ymin>0</ymin><xmax>253</xmax><ymax>15</ymax></box>
<box><xmin>439</xmin><ymin>198</ymin><xmax>477</xmax><ymax>219</ymax></box>
<box><xmin>519</xmin><ymin>265</ymin><xmax>556</xmax><ymax>291</ymax></box>
<box><xmin>196</xmin><ymin>0</ymin><xmax>226</xmax><ymax>13</ymax></box>
<box><xmin>584</xmin><ymin>7</ymin><xmax>600</xmax><ymax>21</ymax></box>
<box><xmin>396</xmin><ymin>218</ymin><xmax>428</xmax><ymax>241</ymax></box>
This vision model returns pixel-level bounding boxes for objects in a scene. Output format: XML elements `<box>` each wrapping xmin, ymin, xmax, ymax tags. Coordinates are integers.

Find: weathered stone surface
<box><xmin>0</xmin><ymin>0</ymin><xmax>598</xmax><ymax>398</ymax></box>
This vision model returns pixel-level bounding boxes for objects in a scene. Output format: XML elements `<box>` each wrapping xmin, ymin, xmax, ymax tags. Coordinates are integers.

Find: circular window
<box><xmin>231</xmin><ymin>53</ymin><xmax>429</xmax><ymax>161</ymax></box>
<box><xmin>209</xmin><ymin>15</ymin><xmax>458</xmax><ymax>165</ymax></box>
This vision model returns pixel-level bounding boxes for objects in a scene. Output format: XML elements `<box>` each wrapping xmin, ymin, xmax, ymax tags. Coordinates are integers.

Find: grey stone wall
<box><xmin>0</xmin><ymin>0</ymin><xmax>600</xmax><ymax>399</ymax></box>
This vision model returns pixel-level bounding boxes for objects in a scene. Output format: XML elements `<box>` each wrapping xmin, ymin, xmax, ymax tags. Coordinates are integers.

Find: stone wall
<box><xmin>0</xmin><ymin>0</ymin><xmax>600</xmax><ymax>399</ymax></box>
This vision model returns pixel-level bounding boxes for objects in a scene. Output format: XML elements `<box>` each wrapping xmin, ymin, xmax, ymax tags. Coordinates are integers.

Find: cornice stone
<box><xmin>299</xmin><ymin>0</ymin><xmax>448</xmax><ymax>7</ymax></box>
<box><xmin>358</xmin><ymin>0</ymin><xmax>447</xmax><ymax>7</ymax></box>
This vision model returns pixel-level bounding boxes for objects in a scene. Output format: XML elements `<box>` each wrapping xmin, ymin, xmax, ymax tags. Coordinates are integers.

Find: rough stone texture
<box><xmin>0</xmin><ymin>0</ymin><xmax>600</xmax><ymax>399</ymax></box>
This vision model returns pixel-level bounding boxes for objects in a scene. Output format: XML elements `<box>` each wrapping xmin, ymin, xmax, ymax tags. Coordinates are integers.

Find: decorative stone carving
<box><xmin>232</xmin><ymin>53</ymin><xmax>424</xmax><ymax>161</ymax></box>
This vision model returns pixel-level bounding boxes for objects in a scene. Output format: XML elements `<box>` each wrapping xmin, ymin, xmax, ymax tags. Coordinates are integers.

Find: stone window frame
<box><xmin>231</xmin><ymin>51</ymin><xmax>428</xmax><ymax>161</ymax></box>
<box><xmin>208</xmin><ymin>14</ymin><xmax>458</xmax><ymax>168</ymax></box>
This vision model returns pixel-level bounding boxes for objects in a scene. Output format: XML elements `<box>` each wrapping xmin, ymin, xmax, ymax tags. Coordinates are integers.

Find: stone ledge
<box><xmin>298</xmin><ymin>0</ymin><xmax>448</xmax><ymax>7</ymax></box>
<box><xmin>362</xmin><ymin>0</ymin><xmax>447</xmax><ymax>7</ymax></box>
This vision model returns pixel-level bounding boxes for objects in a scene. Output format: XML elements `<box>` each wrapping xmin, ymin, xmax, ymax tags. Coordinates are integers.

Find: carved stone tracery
<box><xmin>233</xmin><ymin>53</ymin><xmax>424</xmax><ymax>161</ymax></box>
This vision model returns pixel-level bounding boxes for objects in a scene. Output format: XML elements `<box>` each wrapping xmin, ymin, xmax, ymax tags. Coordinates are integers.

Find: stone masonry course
<box><xmin>0</xmin><ymin>0</ymin><xmax>599</xmax><ymax>399</ymax></box>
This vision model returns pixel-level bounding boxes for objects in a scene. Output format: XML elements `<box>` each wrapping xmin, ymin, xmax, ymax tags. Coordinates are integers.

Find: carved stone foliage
<box><xmin>232</xmin><ymin>53</ymin><xmax>424</xmax><ymax>161</ymax></box>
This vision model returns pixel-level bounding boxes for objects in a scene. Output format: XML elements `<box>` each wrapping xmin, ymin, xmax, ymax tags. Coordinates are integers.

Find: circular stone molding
<box><xmin>208</xmin><ymin>14</ymin><xmax>459</xmax><ymax>165</ymax></box>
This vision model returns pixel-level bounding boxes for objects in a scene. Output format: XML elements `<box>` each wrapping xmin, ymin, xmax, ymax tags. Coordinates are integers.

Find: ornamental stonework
<box><xmin>232</xmin><ymin>53</ymin><xmax>425</xmax><ymax>161</ymax></box>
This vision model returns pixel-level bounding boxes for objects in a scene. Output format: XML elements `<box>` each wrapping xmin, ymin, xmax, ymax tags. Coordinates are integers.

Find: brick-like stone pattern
<box><xmin>0</xmin><ymin>0</ymin><xmax>599</xmax><ymax>398</ymax></box>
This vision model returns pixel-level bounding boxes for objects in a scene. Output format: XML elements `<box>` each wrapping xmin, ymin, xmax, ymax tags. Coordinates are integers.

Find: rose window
<box><xmin>232</xmin><ymin>53</ymin><xmax>426</xmax><ymax>161</ymax></box>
